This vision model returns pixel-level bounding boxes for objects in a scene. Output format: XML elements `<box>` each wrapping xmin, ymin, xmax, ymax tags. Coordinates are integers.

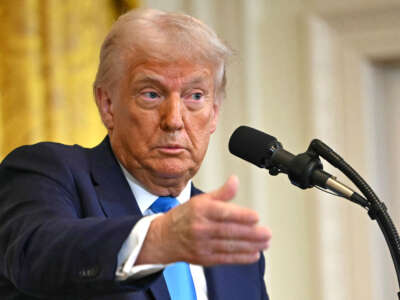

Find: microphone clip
<box><xmin>266</xmin><ymin>143</ymin><xmax>330</xmax><ymax>190</ymax></box>
<box><xmin>286</xmin><ymin>150</ymin><xmax>324</xmax><ymax>189</ymax></box>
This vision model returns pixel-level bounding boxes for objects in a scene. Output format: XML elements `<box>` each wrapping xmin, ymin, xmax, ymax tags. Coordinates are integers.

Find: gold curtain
<box><xmin>0</xmin><ymin>0</ymin><xmax>140</xmax><ymax>159</ymax></box>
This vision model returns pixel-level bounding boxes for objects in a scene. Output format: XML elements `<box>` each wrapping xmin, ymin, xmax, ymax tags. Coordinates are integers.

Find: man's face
<box><xmin>98</xmin><ymin>59</ymin><xmax>219</xmax><ymax>196</ymax></box>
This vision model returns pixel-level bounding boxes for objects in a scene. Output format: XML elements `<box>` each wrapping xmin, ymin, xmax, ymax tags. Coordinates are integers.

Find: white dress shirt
<box><xmin>115</xmin><ymin>165</ymin><xmax>208</xmax><ymax>300</ymax></box>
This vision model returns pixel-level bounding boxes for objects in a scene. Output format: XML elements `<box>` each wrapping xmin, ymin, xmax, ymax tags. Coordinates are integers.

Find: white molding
<box><xmin>313</xmin><ymin>0</ymin><xmax>400</xmax><ymax>17</ymax></box>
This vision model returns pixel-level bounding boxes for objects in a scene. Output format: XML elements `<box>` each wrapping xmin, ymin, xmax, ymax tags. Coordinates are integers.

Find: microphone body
<box><xmin>229</xmin><ymin>126</ymin><xmax>359</xmax><ymax>201</ymax></box>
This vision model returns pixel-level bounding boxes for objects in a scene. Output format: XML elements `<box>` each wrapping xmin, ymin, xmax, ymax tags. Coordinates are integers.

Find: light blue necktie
<box><xmin>149</xmin><ymin>196</ymin><xmax>197</xmax><ymax>300</ymax></box>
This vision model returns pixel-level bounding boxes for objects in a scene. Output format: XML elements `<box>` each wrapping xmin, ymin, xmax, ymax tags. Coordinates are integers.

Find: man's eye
<box><xmin>191</xmin><ymin>92</ymin><xmax>203</xmax><ymax>101</ymax></box>
<box><xmin>142</xmin><ymin>91</ymin><xmax>160</xmax><ymax>100</ymax></box>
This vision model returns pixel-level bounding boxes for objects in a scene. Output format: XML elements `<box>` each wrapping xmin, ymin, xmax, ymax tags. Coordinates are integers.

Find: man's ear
<box><xmin>210</xmin><ymin>102</ymin><xmax>220</xmax><ymax>134</ymax></box>
<box><xmin>95</xmin><ymin>86</ymin><xmax>114</xmax><ymax>131</ymax></box>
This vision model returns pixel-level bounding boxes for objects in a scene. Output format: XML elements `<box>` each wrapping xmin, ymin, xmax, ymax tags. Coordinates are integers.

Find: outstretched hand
<box><xmin>136</xmin><ymin>175</ymin><xmax>271</xmax><ymax>266</ymax></box>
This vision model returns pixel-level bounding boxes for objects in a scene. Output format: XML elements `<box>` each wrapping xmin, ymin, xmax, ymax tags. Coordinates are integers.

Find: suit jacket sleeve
<box><xmin>0</xmin><ymin>141</ymin><xmax>161</xmax><ymax>298</ymax></box>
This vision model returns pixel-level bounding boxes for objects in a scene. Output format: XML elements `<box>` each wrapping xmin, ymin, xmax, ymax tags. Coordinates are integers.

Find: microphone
<box><xmin>228</xmin><ymin>126</ymin><xmax>361</xmax><ymax>202</ymax></box>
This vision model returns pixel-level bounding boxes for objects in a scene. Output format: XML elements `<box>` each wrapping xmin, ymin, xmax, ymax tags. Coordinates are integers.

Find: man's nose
<box><xmin>160</xmin><ymin>93</ymin><xmax>184</xmax><ymax>131</ymax></box>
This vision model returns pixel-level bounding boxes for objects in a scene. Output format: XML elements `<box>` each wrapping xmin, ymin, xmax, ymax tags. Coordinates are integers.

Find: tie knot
<box><xmin>150</xmin><ymin>196</ymin><xmax>180</xmax><ymax>213</ymax></box>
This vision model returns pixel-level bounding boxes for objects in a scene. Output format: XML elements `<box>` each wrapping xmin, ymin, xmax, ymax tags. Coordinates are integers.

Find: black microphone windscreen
<box><xmin>228</xmin><ymin>126</ymin><xmax>277</xmax><ymax>168</ymax></box>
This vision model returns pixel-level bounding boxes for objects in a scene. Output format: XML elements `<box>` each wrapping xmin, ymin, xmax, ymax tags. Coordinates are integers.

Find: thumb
<box><xmin>209</xmin><ymin>175</ymin><xmax>239</xmax><ymax>202</ymax></box>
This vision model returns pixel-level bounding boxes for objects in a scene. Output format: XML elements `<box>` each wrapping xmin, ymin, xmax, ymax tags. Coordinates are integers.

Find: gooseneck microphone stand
<box><xmin>311</xmin><ymin>139</ymin><xmax>400</xmax><ymax>300</ymax></box>
<box><xmin>270</xmin><ymin>138</ymin><xmax>400</xmax><ymax>300</ymax></box>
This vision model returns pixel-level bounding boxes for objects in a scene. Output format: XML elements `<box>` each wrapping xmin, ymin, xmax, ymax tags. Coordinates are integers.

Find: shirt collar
<box><xmin>119</xmin><ymin>163</ymin><xmax>192</xmax><ymax>215</ymax></box>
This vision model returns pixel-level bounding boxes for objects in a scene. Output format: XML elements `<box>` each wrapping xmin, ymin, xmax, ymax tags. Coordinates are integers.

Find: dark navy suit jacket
<box><xmin>0</xmin><ymin>137</ymin><xmax>269</xmax><ymax>300</ymax></box>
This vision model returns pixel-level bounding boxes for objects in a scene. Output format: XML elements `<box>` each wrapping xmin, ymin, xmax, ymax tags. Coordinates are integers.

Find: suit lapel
<box><xmin>206</xmin><ymin>263</ymin><xmax>264</xmax><ymax>300</ymax></box>
<box><xmin>205</xmin><ymin>265</ymin><xmax>253</xmax><ymax>300</ymax></box>
<box><xmin>89</xmin><ymin>137</ymin><xmax>172</xmax><ymax>299</ymax></box>
<box><xmin>149</xmin><ymin>275</ymin><xmax>171</xmax><ymax>300</ymax></box>
<box><xmin>89</xmin><ymin>137</ymin><xmax>142</xmax><ymax>218</ymax></box>
<box><xmin>204</xmin><ymin>266</ymin><xmax>226</xmax><ymax>300</ymax></box>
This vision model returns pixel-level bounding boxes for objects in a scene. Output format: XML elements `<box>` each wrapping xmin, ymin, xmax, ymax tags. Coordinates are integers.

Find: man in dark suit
<box><xmin>0</xmin><ymin>8</ymin><xmax>271</xmax><ymax>300</ymax></box>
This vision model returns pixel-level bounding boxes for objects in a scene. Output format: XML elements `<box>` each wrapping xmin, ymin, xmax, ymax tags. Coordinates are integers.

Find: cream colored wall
<box><xmin>144</xmin><ymin>1</ymin><xmax>400</xmax><ymax>299</ymax></box>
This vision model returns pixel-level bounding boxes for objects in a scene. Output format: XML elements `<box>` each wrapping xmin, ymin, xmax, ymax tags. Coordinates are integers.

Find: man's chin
<box><xmin>145</xmin><ymin>169</ymin><xmax>190</xmax><ymax>195</ymax></box>
<box><xmin>149</xmin><ymin>159</ymin><xmax>195</xmax><ymax>178</ymax></box>
<box><xmin>153</xmin><ymin>168</ymin><xmax>188</xmax><ymax>180</ymax></box>
<box><xmin>132</xmin><ymin>163</ymin><xmax>198</xmax><ymax>195</ymax></box>
<box><xmin>150</xmin><ymin>164</ymin><xmax>196</xmax><ymax>183</ymax></box>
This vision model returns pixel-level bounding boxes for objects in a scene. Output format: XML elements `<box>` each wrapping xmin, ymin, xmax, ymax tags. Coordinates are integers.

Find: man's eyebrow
<box><xmin>131</xmin><ymin>73</ymin><xmax>164</xmax><ymax>84</ymax></box>
<box><xmin>183</xmin><ymin>75</ymin><xmax>209</xmax><ymax>86</ymax></box>
<box><xmin>131</xmin><ymin>70</ymin><xmax>212</xmax><ymax>86</ymax></box>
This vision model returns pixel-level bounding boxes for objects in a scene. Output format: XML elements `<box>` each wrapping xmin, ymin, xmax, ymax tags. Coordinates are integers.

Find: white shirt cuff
<box><xmin>116</xmin><ymin>214</ymin><xmax>165</xmax><ymax>281</ymax></box>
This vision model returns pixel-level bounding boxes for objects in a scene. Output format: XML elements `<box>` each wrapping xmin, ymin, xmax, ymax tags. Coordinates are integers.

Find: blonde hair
<box><xmin>93</xmin><ymin>8</ymin><xmax>232</xmax><ymax>102</ymax></box>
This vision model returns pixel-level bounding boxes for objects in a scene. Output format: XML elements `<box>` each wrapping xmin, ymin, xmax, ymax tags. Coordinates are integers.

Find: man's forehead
<box><xmin>129</xmin><ymin>61</ymin><xmax>214</xmax><ymax>83</ymax></box>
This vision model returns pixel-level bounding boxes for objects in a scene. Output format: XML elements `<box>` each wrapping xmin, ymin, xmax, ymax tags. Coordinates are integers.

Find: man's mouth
<box><xmin>156</xmin><ymin>144</ymin><xmax>186</xmax><ymax>154</ymax></box>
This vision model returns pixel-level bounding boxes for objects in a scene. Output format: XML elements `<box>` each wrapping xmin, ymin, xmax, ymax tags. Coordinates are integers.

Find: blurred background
<box><xmin>1</xmin><ymin>0</ymin><xmax>400</xmax><ymax>299</ymax></box>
